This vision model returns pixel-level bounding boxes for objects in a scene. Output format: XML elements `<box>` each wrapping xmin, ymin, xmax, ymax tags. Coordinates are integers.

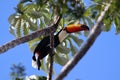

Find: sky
<box><xmin>0</xmin><ymin>0</ymin><xmax>120</xmax><ymax>80</ymax></box>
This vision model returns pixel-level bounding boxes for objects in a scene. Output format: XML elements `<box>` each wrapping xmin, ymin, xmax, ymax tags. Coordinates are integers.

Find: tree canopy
<box><xmin>0</xmin><ymin>0</ymin><xmax>120</xmax><ymax>80</ymax></box>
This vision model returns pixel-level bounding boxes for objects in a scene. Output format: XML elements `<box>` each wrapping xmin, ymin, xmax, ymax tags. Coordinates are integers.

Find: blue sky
<box><xmin>0</xmin><ymin>0</ymin><xmax>120</xmax><ymax>80</ymax></box>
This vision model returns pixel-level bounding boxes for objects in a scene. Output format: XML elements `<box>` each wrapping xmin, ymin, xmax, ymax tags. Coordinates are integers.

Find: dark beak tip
<box><xmin>82</xmin><ymin>25</ymin><xmax>89</xmax><ymax>31</ymax></box>
<box><xmin>87</xmin><ymin>27</ymin><xmax>90</xmax><ymax>30</ymax></box>
<box><xmin>86</xmin><ymin>26</ymin><xmax>89</xmax><ymax>31</ymax></box>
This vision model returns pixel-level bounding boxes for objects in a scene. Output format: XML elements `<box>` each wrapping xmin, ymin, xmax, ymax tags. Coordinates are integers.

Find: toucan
<box><xmin>32</xmin><ymin>24</ymin><xmax>89</xmax><ymax>70</ymax></box>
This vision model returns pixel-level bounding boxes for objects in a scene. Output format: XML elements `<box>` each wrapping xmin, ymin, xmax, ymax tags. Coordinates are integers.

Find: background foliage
<box><xmin>10</xmin><ymin>63</ymin><xmax>26</xmax><ymax>80</ymax></box>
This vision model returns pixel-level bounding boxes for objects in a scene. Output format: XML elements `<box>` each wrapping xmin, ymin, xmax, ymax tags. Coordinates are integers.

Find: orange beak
<box><xmin>64</xmin><ymin>24</ymin><xmax>89</xmax><ymax>33</ymax></box>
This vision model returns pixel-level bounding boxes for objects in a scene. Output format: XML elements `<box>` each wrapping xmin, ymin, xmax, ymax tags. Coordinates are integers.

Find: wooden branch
<box><xmin>47</xmin><ymin>15</ymin><xmax>60</xmax><ymax>80</ymax></box>
<box><xmin>0</xmin><ymin>15</ymin><xmax>61</xmax><ymax>54</ymax></box>
<box><xmin>48</xmin><ymin>32</ymin><xmax>54</xmax><ymax>80</ymax></box>
<box><xmin>55</xmin><ymin>0</ymin><xmax>112</xmax><ymax>80</ymax></box>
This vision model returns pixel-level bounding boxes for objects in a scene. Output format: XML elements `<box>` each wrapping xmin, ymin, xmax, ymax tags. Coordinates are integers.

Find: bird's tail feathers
<box><xmin>32</xmin><ymin>53</ymin><xmax>41</xmax><ymax>70</ymax></box>
<box><xmin>32</xmin><ymin>59</ymin><xmax>38</xmax><ymax>69</ymax></box>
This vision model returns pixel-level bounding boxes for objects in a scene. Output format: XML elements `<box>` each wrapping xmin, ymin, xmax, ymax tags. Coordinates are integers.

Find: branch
<box><xmin>55</xmin><ymin>0</ymin><xmax>112</xmax><ymax>80</ymax></box>
<box><xmin>47</xmin><ymin>15</ymin><xmax>60</xmax><ymax>80</ymax></box>
<box><xmin>48</xmin><ymin>32</ymin><xmax>54</xmax><ymax>80</ymax></box>
<box><xmin>0</xmin><ymin>15</ymin><xmax>61</xmax><ymax>54</ymax></box>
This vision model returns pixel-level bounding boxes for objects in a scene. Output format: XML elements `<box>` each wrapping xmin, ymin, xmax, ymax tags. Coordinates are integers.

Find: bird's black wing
<box><xmin>34</xmin><ymin>36</ymin><xmax>50</xmax><ymax>54</ymax></box>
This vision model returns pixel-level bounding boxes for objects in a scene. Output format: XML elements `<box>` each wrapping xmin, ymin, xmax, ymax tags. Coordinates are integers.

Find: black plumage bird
<box><xmin>32</xmin><ymin>24</ymin><xmax>89</xmax><ymax>70</ymax></box>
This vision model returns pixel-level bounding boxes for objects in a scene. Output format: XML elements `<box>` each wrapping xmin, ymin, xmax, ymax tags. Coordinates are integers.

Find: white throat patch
<box><xmin>58</xmin><ymin>30</ymin><xmax>69</xmax><ymax>42</ymax></box>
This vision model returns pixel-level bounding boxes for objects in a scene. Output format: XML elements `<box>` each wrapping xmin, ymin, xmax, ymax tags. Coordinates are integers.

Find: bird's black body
<box><xmin>32</xmin><ymin>30</ymin><xmax>62</xmax><ymax>69</ymax></box>
<box><xmin>33</xmin><ymin>34</ymin><xmax>60</xmax><ymax>59</ymax></box>
<box><xmin>32</xmin><ymin>24</ymin><xmax>89</xmax><ymax>70</ymax></box>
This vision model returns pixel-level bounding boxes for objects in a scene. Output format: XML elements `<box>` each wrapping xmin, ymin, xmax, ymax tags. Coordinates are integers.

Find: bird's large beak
<box><xmin>64</xmin><ymin>24</ymin><xmax>89</xmax><ymax>33</ymax></box>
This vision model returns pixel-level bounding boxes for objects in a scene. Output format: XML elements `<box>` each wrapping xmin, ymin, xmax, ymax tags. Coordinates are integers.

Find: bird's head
<box><xmin>64</xmin><ymin>24</ymin><xmax>89</xmax><ymax>33</ymax></box>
